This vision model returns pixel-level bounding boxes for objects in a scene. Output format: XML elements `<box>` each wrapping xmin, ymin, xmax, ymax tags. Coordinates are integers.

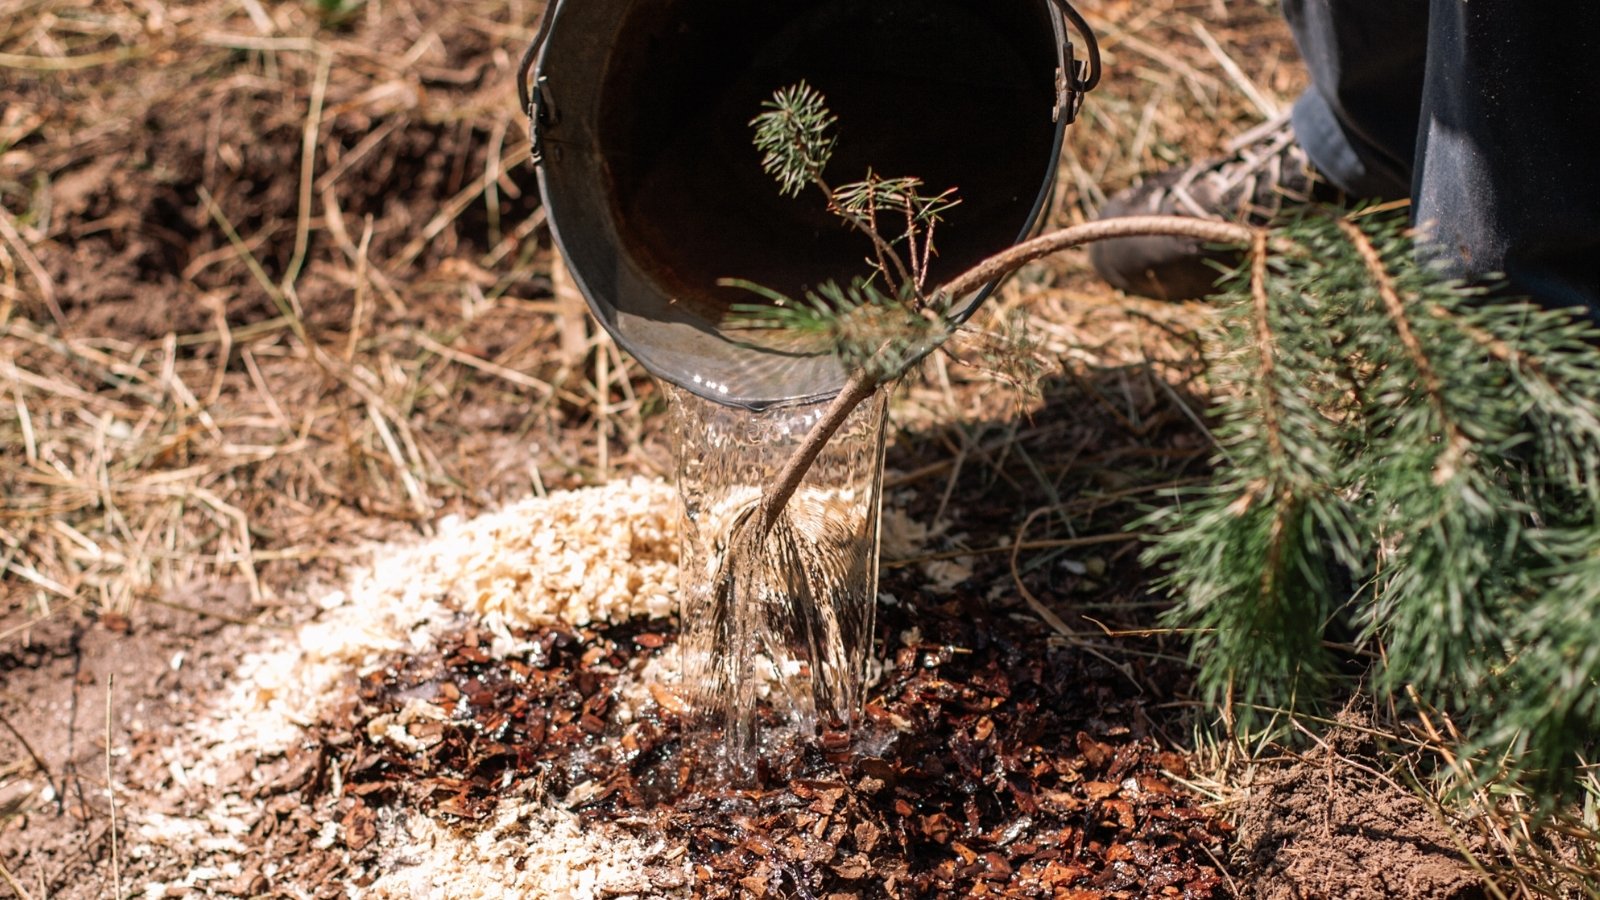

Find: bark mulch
<box><xmin>320</xmin><ymin>587</ymin><xmax>1231</xmax><ymax>899</ymax></box>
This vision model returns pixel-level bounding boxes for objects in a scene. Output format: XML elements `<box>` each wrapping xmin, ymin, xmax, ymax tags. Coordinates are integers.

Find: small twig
<box><xmin>0</xmin><ymin>209</ymin><xmax>63</xmax><ymax>328</ymax></box>
<box><xmin>1081</xmin><ymin>615</ymin><xmax>1210</xmax><ymax>639</ymax></box>
<box><xmin>0</xmin><ymin>47</ymin><xmax>145</xmax><ymax>71</ymax></box>
<box><xmin>412</xmin><ymin>332</ymin><xmax>561</xmax><ymax>400</ymax></box>
<box><xmin>1197</xmin><ymin>842</ymin><xmax>1242</xmax><ymax>899</ymax></box>
<box><xmin>1008</xmin><ymin>507</ymin><xmax>1144</xmax><ymax>690</ymax></box>
<box><xmin>366</xmin><ymin>401</ymin><xmax>430</xmax><ymax>519</ymax></box>
<box><xmin>197</xmin><ymin>187</ymin><xmax>306</xmax><ymax>343</ymax></box>
<box><xmin>0</xmin><ymin>710</ymin><xmax>59</xmax><ymax>809</ymax></box>
<box><xmin>394</xmin><ymin>144</ymin><xmax>533</xmax><ymax>270</ymax></box>
<box><xmin>817</xmin><ymin>178</ymin><xmax>918</xmax><ymax>297</ymax></box>
<box><xmin>1190</xmin><ymin>21</ymin><xmax>1281</xmax><ymax>119</ymax></box>
<box><xmin>65</xmin><ymin>638</ymin><xmax>89</xmax><ymax>830</ymax></box>
<box><xmin>0</xmin><ymin>857</ymin><xmax>35</xmax><ymax>900</ymax></box>
<box><xmin>105</xmin><ymin>675</ymin><xmax>122</xmax><ymax>900</ymax></box>
<box><xmin>343</xmin><ymin>217</ymin><xmax>374</xmax><ymax>363</ymax></box>
<box><xmin>886</xmin><ymin>531</ymin><xmax>1140</xmax><ymax>570</ymax></box>
<box><xmin>281</xmin><ymin>50</ymin><xmax>332</xmax><ymax>301</ymax></box>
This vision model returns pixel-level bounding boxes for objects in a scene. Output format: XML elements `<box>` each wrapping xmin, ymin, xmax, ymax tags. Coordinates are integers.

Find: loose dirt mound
<box><xmin>1236</xmin><ymin>720</ymin><xmax>1486</xmax><ymax>899</ymax></box>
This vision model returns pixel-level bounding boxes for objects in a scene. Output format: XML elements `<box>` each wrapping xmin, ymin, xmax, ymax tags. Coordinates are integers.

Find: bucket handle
<box><xmin>516</xmin><ymin>1</ymin><xmax>1101</xmax><ymax>156</ymax></box>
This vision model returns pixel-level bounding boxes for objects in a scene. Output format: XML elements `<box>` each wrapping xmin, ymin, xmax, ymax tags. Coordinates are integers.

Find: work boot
<box><xmin>1089</xmin><ymin>114</ymin><xmax>1347</xmax><ymax>301</ymax></box>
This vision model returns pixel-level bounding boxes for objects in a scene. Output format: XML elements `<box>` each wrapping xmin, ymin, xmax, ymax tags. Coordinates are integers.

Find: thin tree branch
<box><xmin>754</xmin><ymin>367</ymin><xmax>879</xmax><ymax>537</ymax></box>
<box><xmin>749</xmin><ymin>214</ymin><xmax>1262</xmax><ymax>538</ymax></box>
<box><xmin>1337</xmin><ymin>219</ymin><xmax>1468</xmax><ymax>479</ymax></box>
<box><xmin>0</xmin><ymin>709</ymin><xmax>59</xmax><ymax>807</ymax></box>
<box><xmin>816</xmin><ymin>176</ymin><xmax>918</xmax><ymax>296</ymax></box>
<box><xmin>938</xmin><ymin>215</ymin><xmax>1258</xmax><ymax>302</ymax></box>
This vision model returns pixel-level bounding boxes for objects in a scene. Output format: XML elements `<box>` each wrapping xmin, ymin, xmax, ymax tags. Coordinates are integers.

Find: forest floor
<box><xmin>0</xmin><ymin>0</ymin><xmax>1580</xmax><ymax>897</ymax></box>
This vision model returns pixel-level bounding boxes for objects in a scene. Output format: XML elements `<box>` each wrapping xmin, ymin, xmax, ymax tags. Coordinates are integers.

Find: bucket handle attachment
<box><xmin>516</xmin><ymin>1</ymin><xmax>1101</xmax><ymax>158</ymax></box>
<box><xmin>1049</xmin><ymin>0</ymin><xmax>1101</xmax><ymax>124</ymax></box>
<box><xmin>517</xmin><ymin>5</ymin><xmax>559</xmax><ymax>164</ymax></box>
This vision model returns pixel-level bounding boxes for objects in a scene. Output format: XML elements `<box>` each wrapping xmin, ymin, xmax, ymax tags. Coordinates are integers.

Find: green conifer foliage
<box><xmin>1147</xmin><ymin>212</ymin><xmax>1600</xmax><ymax>796</ymax></box>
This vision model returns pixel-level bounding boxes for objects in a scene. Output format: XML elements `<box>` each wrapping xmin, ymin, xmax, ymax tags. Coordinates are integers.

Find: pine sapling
<box><xmin>737</xmin><ymin>82</ymin><xmax>1600</xmax><ymax>801</ymax></box>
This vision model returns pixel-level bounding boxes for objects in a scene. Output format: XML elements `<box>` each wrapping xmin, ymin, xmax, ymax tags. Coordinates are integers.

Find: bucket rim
<box><xmin>527</xmin><ymin>0</ymin><xmax>1091</xmax><ymax>411</ymax></box>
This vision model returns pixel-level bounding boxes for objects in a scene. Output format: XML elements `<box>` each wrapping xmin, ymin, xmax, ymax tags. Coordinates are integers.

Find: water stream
<box><xmin>665</xmin><ymin>383</ymin><xmax>891</xmax><ymax>780</ymax></box>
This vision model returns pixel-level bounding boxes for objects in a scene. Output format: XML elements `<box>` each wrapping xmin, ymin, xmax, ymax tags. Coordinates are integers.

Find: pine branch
<box><xmin>1338</xmin><ymin>218</ymin><xmax>1469</xmax><ymax>480</ymax></box>
<box><xmin>1148</xmin><ymin>211</ymin><xmax>1600</xmax><ymax>796</ymax></box>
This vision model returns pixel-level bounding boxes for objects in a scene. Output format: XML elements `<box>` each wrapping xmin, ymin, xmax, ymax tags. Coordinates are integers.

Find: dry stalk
<box><xmin>105</xmin><ymin>674</ymin><xmax>122</xmax><ymax>900</ymax></box>
<box><xmin>0</xmin><ymin>209</ymin><xmax>61</xmax><ymax>328</ymax></box>
<box><xmin>0</xmin><ymin>46</ymin><xmax>144</xmax><ymax>71</ymax></box>
<box><xmin>282</xmin><ymin>50</ymin><xmax>333</xmax><ymax>305</ymax></box>
<box><xmin>0</xmin><ymin>857</ymin><xmax>35</xmax><ymax>900</ymax></box>
<box><xmin>0</xmin><ymin>710</ymin><xmax>56</xmax><ymax>805</ymax></box>
<box><xmin>395</xmin><ymin>144</ymin><xmax>534</xmax><ymax>270</ymax></box>
<box><xmin>884</xmin><ymin>531</ymin><xmax>1139</xmax><ymax>570</ymax></box>
<box><xmin>1006</xmin><ymin>505</ymin><xmax>1143</xmax><ymax>690</ymax></box>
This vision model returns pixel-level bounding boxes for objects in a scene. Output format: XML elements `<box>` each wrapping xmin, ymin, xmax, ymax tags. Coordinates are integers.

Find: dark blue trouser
<box><xmin>1284</xmin><ymin>0</ymin><xmax>1600</xmax><ymax>313</ymax></box>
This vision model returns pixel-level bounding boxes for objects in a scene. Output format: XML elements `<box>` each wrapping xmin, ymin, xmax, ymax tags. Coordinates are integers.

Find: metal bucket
<box><xmin>520</xmin><ymin>0</ymin><xmax>1098</xmax><ymax>410</ymax></box>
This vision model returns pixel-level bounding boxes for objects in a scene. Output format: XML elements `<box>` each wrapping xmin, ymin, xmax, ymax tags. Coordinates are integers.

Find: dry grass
<box><xmin>0</xmin><ymin>0</ymin><xmax>1278</xmax><ymax>657</ymax></box>
<box><xmin>0</xmin><ymin>0</ymin><xmax>662</xmax><ymax>631</ymax></box>
<box><xmin>2</xmin><ymin>10</ymin><xmax>655</xmax><ymax>886</ymax></box>
<box><xmin>0</xmin><ymin>0</ymin><xmax>1290</xmax><ymax>626</ymax></box>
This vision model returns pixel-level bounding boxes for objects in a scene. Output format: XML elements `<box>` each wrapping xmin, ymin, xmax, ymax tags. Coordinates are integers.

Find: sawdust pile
<box><xmin>125</xmin><ymin>475</ymin><xmax>948</xmax><ymax>897</ymax></box>
<box><xmin>421</xmin><ymin>476</ymin><xmax>680</xmax><ymax>630</ymax></box>
<box><xmin>132</xmin><ymin>478</ymin><xmax>685</xmax><ymax>899</ymax></box>
<box><xmin>362</xmin><ymin>803</ymin><xmax>670</xmax><ymax>899</ymax></box>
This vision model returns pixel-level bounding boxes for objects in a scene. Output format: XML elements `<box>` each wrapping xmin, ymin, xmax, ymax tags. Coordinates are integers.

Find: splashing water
<box><xmin>665</xmin><ymin>383</ymin><xmax>890</xmax><ymax>779</ymax></box>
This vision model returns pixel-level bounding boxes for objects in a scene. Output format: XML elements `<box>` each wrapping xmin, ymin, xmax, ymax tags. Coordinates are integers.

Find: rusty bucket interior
<box><xmin>531</xmin><ymin>0</ymin><xmax>1076</xmax><ymax>409</ymax></box>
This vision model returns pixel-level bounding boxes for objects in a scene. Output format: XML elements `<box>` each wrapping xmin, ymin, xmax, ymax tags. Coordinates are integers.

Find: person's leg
<box><xmin>1091</xmin><ymin>0</ymin><xmax>1430</xmax><ymax>299</ymax></box>
<box><xmin>1413</xmin><ymin>1</ymin><xmax>1600</xmax><ymax>313</ymax></box>
<box><xmin>1281</xmin><ymin>0</ymin><xmax>1428</xmax><ymax>202</ymax></box>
